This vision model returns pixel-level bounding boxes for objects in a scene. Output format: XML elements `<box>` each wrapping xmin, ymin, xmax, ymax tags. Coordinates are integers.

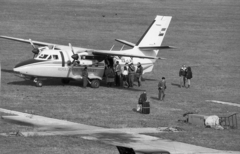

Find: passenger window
<box><xmin>53</xmin><ymin>55</ymin><xmax>59</xmax><ymax>60</ymax></box>
<box><xmin>48</xmin><ymin>56</ymin><xmax>52</xmax><ymax>60</ymax></box>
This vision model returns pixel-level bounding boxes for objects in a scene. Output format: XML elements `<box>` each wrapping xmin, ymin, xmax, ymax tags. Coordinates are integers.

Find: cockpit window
<box><xmin>39</xmin><ymin>54</ymin><xmax>49</xmax><ymax>59</ymax></box>
<box><xmin>53</xmin><ymin>55</ymin><xmax>59</xmax><ymax>60</ymax></box>
<box><xmin>48</xmin><ymin>56</ymin><xmax>52</xmax><ymax>60</ymax></box>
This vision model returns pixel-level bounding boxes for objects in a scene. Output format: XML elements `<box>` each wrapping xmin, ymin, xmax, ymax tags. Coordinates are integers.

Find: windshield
<box><xmin>38</xmin><ymin>54</ymin><xmax>49</xmax><ymax>59</ymax></box>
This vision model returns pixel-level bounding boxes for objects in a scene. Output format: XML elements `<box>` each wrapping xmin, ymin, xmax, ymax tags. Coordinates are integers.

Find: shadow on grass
<box><xmin>100</xmin><ymin>82</ymin><xmax>146</xmax><ymax>92</ymax></box>
<box><xmin>150</xmin><ymin>96</ymin><xmax>159</xmax><ymax>101</ymax></box>
<box><xmin>142</xmin><ymin>78</ymin><xmax>158</xmax><ymax>81</ymax></box>
<box><xmin>7</xmin><ymin>79</ymin><xmax>78</xmax><ymax>87</ymax></box>
<box><xmin>1</xmin><ymin>69</ymin><xmax>15</xmax><ymax>74</ymax></box>
<box><xmin>171</xmin><ymin>83</ymin><xmax>181</xmax><ymax>88</ymax></box>
<box><xmin>7</xmin><ymin>79</ymin><xmax>145</xmax><ymax>91</ymax></box>
<box><xmin>132</xmin><ymin>108</ymin><xmax>140</xmax><ymax>113</ymax></box>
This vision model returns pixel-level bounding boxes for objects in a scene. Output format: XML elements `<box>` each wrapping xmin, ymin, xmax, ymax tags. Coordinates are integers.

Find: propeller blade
<box><xmin>69</xmin><ymin>43</ymin><xmax>75</xmax><ymax>55</ymax></box>
<box><xmin>29</xmin><ymin>39</ymin><xmax>36</xmax><ymax>49</ymax></box>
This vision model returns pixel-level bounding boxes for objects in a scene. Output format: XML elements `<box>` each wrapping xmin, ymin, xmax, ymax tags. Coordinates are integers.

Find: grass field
<box><xmin>0</xmin><ymin>0</ymin><xmax>240</xmax><ymax>153</ymax></box>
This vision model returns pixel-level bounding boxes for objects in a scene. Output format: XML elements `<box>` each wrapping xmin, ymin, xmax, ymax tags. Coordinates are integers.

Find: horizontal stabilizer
<box><xmin>115</xmin><ymin>39</ymin><xmax>135</xmax><ymax>47</ymax></box>
<box><xmin>139</xmin><ymin>46</ymin><xmax>175</xmax><ymax>50</ymax></box>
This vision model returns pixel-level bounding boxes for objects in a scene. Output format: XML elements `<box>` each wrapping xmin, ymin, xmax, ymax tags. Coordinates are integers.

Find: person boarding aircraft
<box><xmin>0</xmin><ymin>15</ymin><xmax>174</xmax><ymax>88</ymax></box>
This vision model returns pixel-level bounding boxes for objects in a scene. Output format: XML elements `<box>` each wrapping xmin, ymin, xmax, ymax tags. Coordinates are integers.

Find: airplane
<box><xmin>0</xmin><ymin>15</ymin><xmax>174</xmax><ymax>88</ymax></box>
<box><xmin>0</xmin><ymin>107</ymin><xmax>239</xmax><ymax>154</ymax></box>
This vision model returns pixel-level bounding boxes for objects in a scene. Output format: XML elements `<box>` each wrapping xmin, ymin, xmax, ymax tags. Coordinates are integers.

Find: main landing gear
<box><xmin>90</xmin><ymin>79</ymin><xmax>100</xmax><ymax>88</ymax></box>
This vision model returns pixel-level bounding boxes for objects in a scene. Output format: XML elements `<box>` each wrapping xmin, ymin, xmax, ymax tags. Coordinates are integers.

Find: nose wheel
<box><xmin>36</xmin><ymin>81</ymin><xmax>43</xmax><ymax>87</ymax></box>
<box><xmin>33</xmin><ymin>78</ymin><xmax>43</xmax><ymax>87</ymax></box>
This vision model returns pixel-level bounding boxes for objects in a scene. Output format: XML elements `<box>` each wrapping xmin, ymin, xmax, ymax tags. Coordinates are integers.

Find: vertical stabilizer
<box><xmin>136</xmin><ymin>16</ymin><xmax>172</xmax><ymax>56</ymax></box>
<box><xmin>136</xmin><ymin>16</ymin><xmax>172</xmax><ymax>47</ymax></box>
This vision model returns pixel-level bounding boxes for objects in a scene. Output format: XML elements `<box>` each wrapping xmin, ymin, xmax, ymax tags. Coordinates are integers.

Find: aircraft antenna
<box><xmin>110</xmin><ymin>45</ymin><xmax>115</xmax><ymax>51</ymax></box>
<box><xmin>120</xmin><ymin>45</ymin><xmax>125</xmax><ymax>51</ymax></box>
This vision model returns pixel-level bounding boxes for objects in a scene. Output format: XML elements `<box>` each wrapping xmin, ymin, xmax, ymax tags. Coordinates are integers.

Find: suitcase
<box><xmin>142</xmin><ymin>102</ymin><xmax>150</xmax><ymax>114</ymax></box>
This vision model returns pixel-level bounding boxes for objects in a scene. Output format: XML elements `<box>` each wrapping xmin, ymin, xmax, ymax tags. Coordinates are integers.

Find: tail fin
<box><xmin>136</xmin><ymin>16</ymin><xmax>172</xmax><ymax>56</ymax></box>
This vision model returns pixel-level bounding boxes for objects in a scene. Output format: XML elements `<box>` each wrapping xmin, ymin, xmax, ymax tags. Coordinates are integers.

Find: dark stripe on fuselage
<box><xmin>136</xmin><ymin>20</ymin><xmax>156</xmax><ymax>46</ymax></box>
<box><xmin>59</xmin><ymin>51</ymin><xmax>65</xmax><ymax>67</ymax></box>
<box><xmin>14</xmin><ymin>59</ymin><xmax>44</xmax><ymax>68</ymax></box>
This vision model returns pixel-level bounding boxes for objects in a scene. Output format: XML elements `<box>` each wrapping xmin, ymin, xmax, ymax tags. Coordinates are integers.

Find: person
<box><xmin>114</xmin><ymin>61</ymin><xmax>122</xmax><ymax>86</ymax></box>
<box><xmin>137</xmin><ymin>91</ymin><xmax>147</xmax><ymax>112</ymax></box>
<box><xmin>158</xmin><ymin>77</ymin><xmax>166</xmax><ymax>101</ymax></box>
<box><xmin>128</xmin><ymin>62</ymin><xmax>135</xmax><ymax>88</ymax></box>
<box><xmin>82</xmin><ymin>66</ymin><xmax>88</xmax><ymax>88</ymax></box>
<box><xmin>179</xmin><ymin>65</ymin><xmax>187</xmax><ymax>87</ymax></box>
<box><xmin>122</xmin><ymin>66</ymin><xmax>129</xmax><ymax>88</ymax></box>
<box><xmin>136</xmin><ymin>62</ymin><xmax>143</xmax><ymax>87</ymax></box>
<box><xmin>185</xmin><ymin>66</ymin><xmax>192</xmax><ymax>88</ymax></box>
<box><xmin>105</xmin><ymin>65</ymin><xmax>115</xmax><ymax>87</ymax></box>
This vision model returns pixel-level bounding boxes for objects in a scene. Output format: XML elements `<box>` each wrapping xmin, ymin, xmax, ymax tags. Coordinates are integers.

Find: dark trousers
<box><xmin>122</xmin><ymin>75</ymin><xmax>128</xmax><ymax>88</ymax></box>
<box><xmin>183</xmin><ymin>76</ymin><xmax>186</xmax><ymax>86</ymax></box>
<box><xmin>128</xmin><ymin>73</ymin><xmax>134</xmax><ymax>87</ymax></box>
<box><xmin>115</xmin><ymin>73</ymin><xmax>121</xmax><ymax>86</ymax></box>
<box><xmin>137</xmin><ymin>74</ymin><xmax>142</xmax><ymax>86</ymax></box>
<box><xmin>158</xmin><ymin>89</ymin><xmax>165</xmax><ymax>101</ymax></box>
<box><xmin>83</xmin><ymin>77</ymin><xmax>88</xmax><ymax>88</ymax></box>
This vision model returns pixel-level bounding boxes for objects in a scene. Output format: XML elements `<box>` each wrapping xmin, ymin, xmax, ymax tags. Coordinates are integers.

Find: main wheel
<box><xmin>61</xmin><ymin>78</ymin><xmax>70</xmax><ymax>84</ymax></box>
<box><xmin>36</xmin><ymin>81</ymin><xmax>43</xmax><ymax>87</ymax></box>
<box><xmin>91</xmin><ymin>79</ymin><xmax>100</xmax><ymax>88</ymax></box>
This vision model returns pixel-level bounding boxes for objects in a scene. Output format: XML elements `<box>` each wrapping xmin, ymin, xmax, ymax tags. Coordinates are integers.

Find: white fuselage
<box><xmin>13</xmin><ymin>46</ymin><xmax>156</xmax><ymax>81</ymax></box>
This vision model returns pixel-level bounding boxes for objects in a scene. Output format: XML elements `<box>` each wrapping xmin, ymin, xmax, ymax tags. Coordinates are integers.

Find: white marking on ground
<box><xmin>206</xmin><ymin>100</ymin><xmax>240</xmax><ymax>107</ymax></box>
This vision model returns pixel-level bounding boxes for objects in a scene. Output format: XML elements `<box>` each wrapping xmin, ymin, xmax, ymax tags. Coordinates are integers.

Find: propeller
<box><xmin>69</xmin><ymin>43</ymin><xmax>79</xmax><ymax>65</ymax></box>
<box><xmin>29</xmin><ymin>39</ymin><xmax>39</xmax><ymax>58</ymax></box>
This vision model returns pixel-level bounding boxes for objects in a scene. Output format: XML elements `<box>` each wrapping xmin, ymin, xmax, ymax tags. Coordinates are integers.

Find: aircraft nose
<box><xmin>14</xmin><ymin>59</ymin><xmax>41</xmax><ymax>69</ymax></box>
<box><xmin>13</xmin><ymin>67</ymin><xmax>20</xmax><ymax>73</ymax></box>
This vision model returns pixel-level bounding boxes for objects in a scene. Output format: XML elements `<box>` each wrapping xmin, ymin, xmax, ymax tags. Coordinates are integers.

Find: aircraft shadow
<box><xmin>7</xmin><ymin>80</ymin><xmax>34</xmax><ymax>86</ymax></box>
<box><xmin>171</xmin><ymin>83</ymin><xmax>181</xmax><ymax>88</ymax></box>
<box><xmin>7</xmin><ymin>79</ymin><xmax>145</xmax><ymax>90</ymax></box>
<box><xmin>100</xmin><ymin>82</ymin><xmax>146</xmax><ymax>92</ymax></box>
<box><xmin>7</xmin><ymin>79</ymin><xmax>78</xmax><ymax>87</ymax></box>
<box><xmin>1</xmin><ymin>69</ymin><xmax>15</xmax><ymax>74</ymax></box>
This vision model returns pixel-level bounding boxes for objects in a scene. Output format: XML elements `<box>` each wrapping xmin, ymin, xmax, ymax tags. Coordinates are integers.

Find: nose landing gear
<box><xmin>33</xmin><ymin>78</ymin><xmax>43</xmax><ymax>87</ymax></box>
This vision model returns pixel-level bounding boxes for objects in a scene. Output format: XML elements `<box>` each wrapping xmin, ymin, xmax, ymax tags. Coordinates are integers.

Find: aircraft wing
<box><xmin>1</xmin><ymin>108</ymin><xmax>239</xmax><ymax>154</ymax></box>
<box><xmin>0</xmin><ymin>35</ymin><xmax>54</xmax><ymax>47</ymax></box>
<box><xmin>0</xmin><ymin>35</ymin><xmax>161</xmax><ymax>59</ymax></box>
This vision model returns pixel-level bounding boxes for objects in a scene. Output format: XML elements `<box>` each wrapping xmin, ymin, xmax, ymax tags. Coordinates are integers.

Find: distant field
<box><xmin>0</xmin><ymin>0</ymin><xmax>240</xmax><ymax>153</ymax></box>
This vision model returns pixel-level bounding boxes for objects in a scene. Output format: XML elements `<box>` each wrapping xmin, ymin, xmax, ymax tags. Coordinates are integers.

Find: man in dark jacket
<box><xmin>105</xmin><ymin>65</ymin><xmax>115</xmax><ymax>87</ymax></box>
<box><xmin>185</xmin><ymin>66</ymin><xmax>192</xmax><ymax>88</ymax></box>
<box><xmin>158</xmin><ymin>77</ymin><xmax>166</xmax><ymax>101</ymax></box>
<box><xmin>136</xmin><ymin>62</ymin><xmax>143</xmax><ymax>87</ymax></box>
<box><xmin>179</xmin><ymin>65</ymin><xmax>186</xmax><ymax>87</ymax></box>
<box><xmin>82</xmin><ymin>66</ymin><xmax>88</xmax><ymax>88</ymax></box>
<box><xmin>128</xmin><ymin>63</ymin><xmax>135</xmax><ymax>88</ymax></box>
<box><xmin>137</xmin><ymin>91</ymin><xmax>147</xmax><ymax>112</ymax></box>
<box><xmin>114</xmin><ymin>61</ymin><xmax>122</xmax><ymax>86</ymax></box>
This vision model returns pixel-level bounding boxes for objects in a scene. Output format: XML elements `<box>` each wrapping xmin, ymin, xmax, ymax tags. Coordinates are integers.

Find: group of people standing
<box><xmin>144</xmin><ymin>64</ymin><xmax>193</xmax><ymax>102</ymax></box>
<box><xmin>105</xmin><ymin>61</ymin><xmax>143</xmax><ymax>88</ymax></box>
<box><xmin>179</xmin><ymin>65</ymin><xmax>192</xmax><ymax>88</ymax></box>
